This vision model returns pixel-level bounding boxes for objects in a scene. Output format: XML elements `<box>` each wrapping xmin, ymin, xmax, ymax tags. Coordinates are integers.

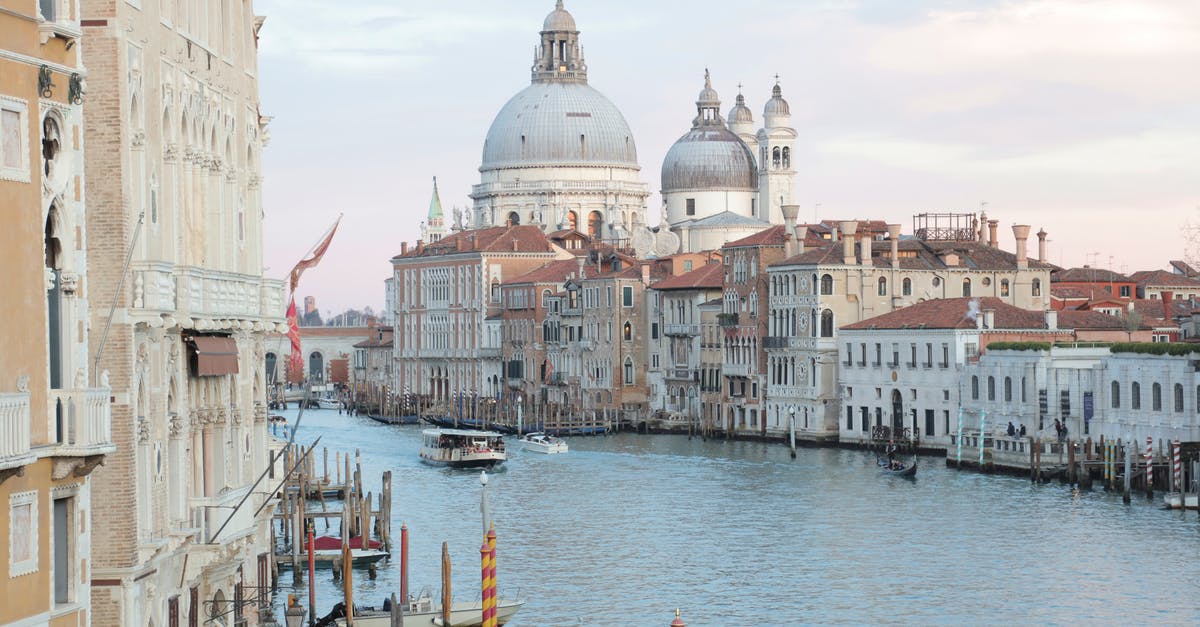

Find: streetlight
<box><xmin>788</xmin><ymin>407</ymin><xmax>797</xmax><ymax>458</ymax></box>
<box><xmin>479</xmin><ymin>470</ymin><xmax>490</xmax><ymax>537</ymax></box>
<box><xmin>284</xmin><ymin>594</ymin><xmax>305</xmax><ymax>627</ymax></box>
<box><xmin>516</xmin><ymin>394</ymin><xmax>523</xmax><ymax>435</ymax></box>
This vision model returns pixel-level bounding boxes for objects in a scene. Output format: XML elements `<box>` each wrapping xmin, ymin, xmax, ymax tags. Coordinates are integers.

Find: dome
<box><xmin>543</xmin><ymin>1</ymin><xmax>576</xmax><ymax>31</ymax></box>
<box><xmin>764</xmin><ymin>82</ymin><xmax>790</xmax><ymax>117</ymax></box>
<box><xmin>661</xmin><ymin>127</ymin><xmax>757</xmax><ymax>192</ymax></box>
<box><xmin>481</xmin><ymin>81</ymin><xmax>639</xmax><ymax>171</ymax></box>
<box><xmin>728</xmin><ymin>93</ymin><xmax>753</xmax><ymax>125</ymax></box>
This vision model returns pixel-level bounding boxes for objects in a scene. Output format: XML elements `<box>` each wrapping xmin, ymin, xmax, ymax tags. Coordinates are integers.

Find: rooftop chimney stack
<box><xmin>576</xmin><ymin>255</ymin><xmax>586</xmax><ymax>280</ymax></box>
<box><xmin>796</xmin><ymin>225</ymin><xmax>809</xmax><ymax>254</ymax></box>
<box><xmin>887</xmin><ymin>224</ymin><xmax>902</xmax><ymax>268</ymax></box>
<box><xmin>840</xmin><ymin>221</ymin><xmax>859</xmax><ymax>265</ymax></box>
<box><xmin>1163</xmin><ymin>290</ymin><xmax>1174</xmax><ymax>322</ymax></box>
<box><xmin>859</xmin><ymin>232</ymin><xmax>873</xmax><ymax>267</ymax></box>
<box><xmin>978</xmin><ymin>211</ymin><xmax>988</xmax><ymax>244</ymax></box>
<box><xmin>1012</xmin><ymin>224</ymin><xmax>1031</xmax><ymax>269</ymax></box>
<box><xmin>781</xmin><ymin>204</ymin><xmax>800</xmax><ymax>258</ymax></box>
<box><xmin>1045</xmin><ymin>309</ymin><xmax>1058</xmax><ymax>330</ymax></box>
<box><xmin>401</xmin><ymin>241</ymin><xmax>408</xmax><ymax>255</ymax></box>
<box><xmin>1037</xmin><ymin>228</ymin><xmax>1047</xmax><ymax>262</ymax></box>
<box><xmin>641</xmin><ymin>263</ymin><xmax>651</xmax><ymax>287</ymax></box>
<box><xmin>988</xmin><ymin>220</ymin><xmax>999</xmax><ymax>247</ymax></box>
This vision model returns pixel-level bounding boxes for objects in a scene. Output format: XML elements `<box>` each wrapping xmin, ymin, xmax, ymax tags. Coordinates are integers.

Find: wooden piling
<box><xmin>1123</xmin><ymin>439</ymin><xmax>1132</xmax><ymax>504</ymax></box>
<box><xmin>441</xmin><ymin>542</ymin><xmax>452</xmax><ymax>626</ymax></box>
<box><xmin>1067</xmin><ymin>439</ymin><xmax>1076</xmax><ymax>486</ymax></box>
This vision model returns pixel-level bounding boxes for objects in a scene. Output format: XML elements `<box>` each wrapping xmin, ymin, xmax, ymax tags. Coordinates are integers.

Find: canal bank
<box><xmin>270</xmin><ymin>407</ymin><xmax>1200</xmax><ymax>625</ymax></box>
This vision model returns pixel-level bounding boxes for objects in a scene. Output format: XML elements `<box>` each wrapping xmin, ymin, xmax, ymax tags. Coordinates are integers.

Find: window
<box><xmin>686</xmin><ymin>198</ymin><xmax>695</xmax><ymax>216</ymax></box>
<box><xmin>1131</xmin><ymin>382</ymin><xmax>1140</xmax><ymax>410</ymax></box>
<box><xmin>902</xmin><ymin>278</ymin><xmax>912</xmax><ymax>296</ymax></box>
<box><xmin>987</xmin><ymin>376</ymin><xmax>995</xmax><ymax>401</ymax></box>
<box><xmin>820</xmin><ymin>309</ymin><xmax>833</xmax><ymax>337</ymax></box>
<box><xmin>820</xmin><ymin>274</ymin><xmax>833</xmax><ymax>295</ymax></box>
<box><xmin>1004</xmin><ymin>377</ymin><xmax>1012</xmax><ymax>402</ymax></box>
<box><xmin>925</xmin><ymin>409</ymin><xmax>935</xmax><ymax>438</ymax></box>
<box><xmin>1152</xmin><ymin>383</ymin><xmax>1162</xmax><ymax>411</ymax></box>
<box><xmin>1175</xmin><ymin>383</ymin><xmax>1184</xmax><ymax>413</ymax></box>
<box><xmin>971</xmin><ymin>376</ymin><xmax>979</xmax><ymax>400</ymax></box>
<box><xmin>877</xmin><ymin>277</ymin><xmax>887</xmax><ymax>296</ymax></box>
<box><xmin>962</xmin><ymin>278</ymin><xmax>972</xmax><ymax>297</ymax></box>
<box><xmin>847</xmin><ymin>406</ymin><xmax>853</xmax><ymax>430</ymax></box>
<box><xmin>1032</xmin><ymin>278</ymin><xmax>1042</xmax><ymax>297</ymax></box>
<box><xmin>622</xmin><ymin>286</ymin><xmax>633</xmax><ymax>307</ymax></box>
<box><xmin>1111</xmin><ymin>381</ymin><xmax>1120</xmax><ymax>408</ymax></box>
<box><xmin>53</xmin><ymin>496</ymin><xmax>74</xmax><ymax>605</ymax></box>
<box><xmin>651</xmin><ymin>322</ymin><xmax>659</xmax><ymax>339</ymax></box>
<box><xmin>1000</xmin><ymin>279</ymin><xmax>1009</xmax><ymax>297</ymax></box>
<box><xmin>1060</xmin><ymin>390</ymin><xmax>1071</xmax><ymax>416</ymax></box>
<box><xmin>1</xmin><ymin>97</ymin><xmax>29</xmax><ymax>182</ymax></box>
<box><xmin>623</xmin><ymin>358</ymin><xmax>634</xmax><ymax>385</ymax></box>
<box><xmin>1119</xmin><ymin>285</ymin><xmax>1131</xmax><ymax>298</ymax></box>
<box><xmin>622</xmin><ymin>321</ymin><xmax>632</xmax><ymax>341</ymax></box>
<box><xmin>9</xmin><ymin>491</ymin><xmax>37</xmax><ymax>577</ymax></box>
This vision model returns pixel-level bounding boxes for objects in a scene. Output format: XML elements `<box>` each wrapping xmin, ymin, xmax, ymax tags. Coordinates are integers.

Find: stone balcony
<box><xmin>45</xmin><ymin>387</ymin><xmax>115</xmax><ymax>479</ymax></box>
<box><xmin>130</xmin><ymin>262</ymin><xmax>286</xmax><ymax>327</ymax></box>
<box><xmin>191</xmin><ymin>484</ymin><xmax>262</xmax><ymax>544</ymax></box>
<box><xmin>723</xmin><ymin>363</ymin><xmax>751</xmax><ymax>377</ymax></box>
<box><xmin>577</xmin><ymin>338</ymin><xmax>595</xmax><ymax>351</ymax></box>
<box><xmin>0</xmin><ymin>392</ymin><xmax>35</xmax><ymax>483</ymax></box>
<box><xmin>664</xmin><ymin>323</ymin><xmax>700</xmax><ymax>337</ymax></box>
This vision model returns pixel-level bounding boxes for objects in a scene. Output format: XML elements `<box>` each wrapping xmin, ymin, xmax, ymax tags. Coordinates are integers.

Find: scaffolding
<box><xmin>912</xmin><ymin>212</ymin><xmax>977</xmax><ymax>242</ymax></box>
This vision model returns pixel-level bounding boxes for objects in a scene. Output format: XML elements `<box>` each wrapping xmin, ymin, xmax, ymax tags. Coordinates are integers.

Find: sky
<box><xmin>256</xmin><ymin>0</ymin><xmax>1200</xmax><ymax>316</ymax></box>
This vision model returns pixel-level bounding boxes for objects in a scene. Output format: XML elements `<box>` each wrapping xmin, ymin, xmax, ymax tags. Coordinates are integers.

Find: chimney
<box><xmin>978</xmin><ymin>211</ymin><xmax>988</xmax><ymax>244</ymax></box>
<box><xmin>859</xmin><ymin>233</ymin><xmax>872</xmax><ymax>267</ymax></box>
<box><xmin>401</xmin><ymin>241</ymin><xmax>409</xmax><ymax>255</ymax></box>
<box><xmin>1012</xmin><ymin>224</ymin><xmax>1031</xmax><ymax>269</ymax></box>
<box><xmin>512</xmin><ymin>238</ymin><xmax>519</xmax><ymax>252</ymax></box>
<box><xmin>1163</xmin><ymin>290</ymin><xmax>1174</xmax><ymax>322</ymax></box>
<box><xmin>796</xmin><ymin>225</ymin><xmax>809</xmax><ymax>255</ymax></box>
<box><xmin>887</xmin><ymin>224</ymin><xmax>902</xmax><ymax>268</ymax></box>
<box><xmin>1045</xmin><ymin>309</ymin><xmax>1058</xmax><ymax>330</ymax></box>
<box><xmin>781</xmin><ymin>204</ymin><xmax>800</xmax><ymax>257</ymax></box>
<box><xmin>983</xmin><ymin>309</ymin><xmax>995</xmax><ymax>329</ymax></box>
<box><xmin>988</xmin><ymin>220</ymin><xmax>999</xmax><ymax>247</ymax></box>
<box><xmin>457</xmin><ymin>237</ymin><xmax>465</xmax><ymax>252</ymax></box>
<box><xmin>641</xmin><ymin>263</ymin><xmax>651</xmax><ymax>286</ymax></box>
<box><xmin>416</xmin><ymin>239</ymin><xmax>425</xmax><ymax>254</ymax></box>
<box><xmin>831</xmin><ymin>225</ymin><xmax>839</xmax><ymax>243</ymax></box>
<box><xmin>840</xmin><ymin>220</ymin><xmax>858</xmax><ymax>265</ymax></box>
<box><xmin>576</xmin><ymin>255</ymin><xmax>586</xmax><ymax>280</ymax></box>
<box><xmin>1037</xmin><ymin>228</ymin><xmax>1047</xmax><ymax>262</ymax></box>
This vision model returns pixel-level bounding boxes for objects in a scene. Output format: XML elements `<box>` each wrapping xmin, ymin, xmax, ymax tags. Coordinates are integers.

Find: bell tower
<box><xmin>532</xmin><ymin>1</ymin><xmax>588</xmax><ymax>84</ymax></box>
<box><xmin>756</xmin><ymin>78</ymin><xmax>796</xmax><ymax>224</ymax></box>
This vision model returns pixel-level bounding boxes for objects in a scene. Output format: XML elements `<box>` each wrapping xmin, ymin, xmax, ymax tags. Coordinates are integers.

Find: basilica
<box><xmin>463</xmin><ymin>0</ymin><xmax>795</xmax><ymax>256</ymax></box>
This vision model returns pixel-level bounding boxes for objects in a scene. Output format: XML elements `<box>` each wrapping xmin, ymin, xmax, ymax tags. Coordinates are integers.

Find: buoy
<box><xmin>670</xmin><ymin>608</ymin><xmax>686</xmax><ymax>627</ymax></box>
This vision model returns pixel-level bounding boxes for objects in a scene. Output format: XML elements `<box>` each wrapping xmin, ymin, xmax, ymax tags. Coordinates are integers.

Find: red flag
<box><xmin>289</xmin><ymin>216</ymin><xmax>341</xmax><ymax>293</ymax></box>
<box><xmin>544</xmin><ymin>360</ymin><xmax>553</xmax><ymax>384</ymax></box>
<box><xmin>287</xmin><ymin>296</ymin><xmax>303</xmax><ymax>377</ymax></box>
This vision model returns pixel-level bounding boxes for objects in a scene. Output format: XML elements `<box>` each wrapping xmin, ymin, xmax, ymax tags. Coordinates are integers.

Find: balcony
<box><xmin>130</xmin><ymin>262</ymin><xmax>286</xmax><ymax>326</ymax></box>
<box><xmin>666</xmin><ymin>368</ymin><xmax>694</xmax><ymax>381</ymax></box>
<box><xmin>45</xmin><ymin>387</ymin><xmax>115</xmax><ymax>479</ymax></box>
<box><xmin>192</xmin><ymin>485</ymin><xmax>262</xmax><ymax>544</ymax></box>
<box><xmin>764</xmin><ymin>336</ymin><xmax>807</xmax><ymax>350</ymax></box>
<box><xmin>664</xmin><ymin>323</ymin><xmax>700</xmax><ymax>337</ymax></box>
<box><xmin>507</xmin><ymin>377</ymin><xmax>524</xmax><ymax>389</ymax></box>
<box><xmin>546</xmin><ymin>372</ymin><xmax>566</xmax><ymax>385</ymax></box>
<box><xmin>723</xmin><ymin>363</ymin><xmax>751</xmax><ymax>377</ymax></box>
<box><xmin>0</xmin><ymin>392</ymin><xmax>35</xmax><ymax>483</ymax></box>
<box><xmin>577</xmin><ymin>339</ymin><xmax>595</xmax><ymax>351</ymax></box>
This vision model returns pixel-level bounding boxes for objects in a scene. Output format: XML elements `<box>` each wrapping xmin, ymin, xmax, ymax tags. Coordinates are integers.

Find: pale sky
<box><xmin>256</xmin><ymin>0</ymin><xmax>1200</xmax><ymax>316</ymax></box>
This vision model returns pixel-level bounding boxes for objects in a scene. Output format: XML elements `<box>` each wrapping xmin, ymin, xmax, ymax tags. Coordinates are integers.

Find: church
<box><xmin>457</xmin><ymin>1</ymin><xmax>796</xmax><ymax>257</ymax></box>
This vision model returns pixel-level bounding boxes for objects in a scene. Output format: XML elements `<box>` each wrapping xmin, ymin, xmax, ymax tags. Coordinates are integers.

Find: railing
<box><xmin>130</xmin><ymin>263</ymin><xmax>285</xmax><ymax>323</ymax></box>
<box><xmin>472</xmin><ymin>179</ymin><xmax>648</xmax><ymax>196</ymax></box>
<box><xmin>47</xmin><ymin>387</ymin><xmax>114</xmax><ymax>455</ymax></box>
<box><xmin>546</xmin><ymin>372</ymin><xmax>565</xmax><ymax>385</ymax></box>
<box><xmin>664</xmin><ymin>323</ymin><xmax>700</xmax><ymax>337</ymax></box>
<box><xmin>666</xmin><ymin>368</ymin><xmax>692</xmax><ymax>381</ymax></box>
<box><xmin>764</xmin><ymin>337</ymin><xmax>788</xmax><ymax>349</ymax></box>
<box><xmin>192</xmin><ymin>485</ymin><xmax>259</xmax><ymax>544</ymax></box>
<box><xmin>507</xmin><ymin>378</ymin><xmax>524</xmax><ymax>389</ymax></box>
<box><xmin>723</xmin><ymin>363</ymin><xmax>750</xmax><ymax>377</ymax></box>
<box><xmin>577</xmin><ymin>339</ymin><xmax>594</xmax><ymax>350</ymax></box>
<box><xmin>0</xmin><ymin>392</ymin><xmax>34</xmax><ymax>470</ymax></box>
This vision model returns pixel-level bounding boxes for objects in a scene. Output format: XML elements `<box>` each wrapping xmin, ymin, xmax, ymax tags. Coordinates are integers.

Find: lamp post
<box><xmin>479</xmin><ymin>470</ymin><xmax>490</xmax><ymax>537</ymax></box>
<box><xmin>516</xmin><ymin>394</ymin><xmax>523</xmax><ymax>436</ymax></box>
<box><xmin>284</xmin><ymin>594</ymin><xmax>305</xmax><ymax>627</ymax></box>
<box><xmin>788</xmin><ymin>407</ymin><xmax>796</xmax><ymax>458</ymax></box>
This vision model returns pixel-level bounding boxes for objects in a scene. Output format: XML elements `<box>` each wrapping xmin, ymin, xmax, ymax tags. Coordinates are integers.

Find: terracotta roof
<box><xmin>353</xmin><ymin>328</ymin><xmax>394</xmax><ymax>349</ymax></box>
<box><xmin>1055</xmin><ymin>310</ymin><xmax>1135</xmax><ymax>330</ymax></box>
<box><xmin>1050</xmin><ymin>286</ymin><xmax>1091</xmax><ymax>300</ymax></box>
<box><xmin>651</xmin><ymin>262</ymin><xmax>724</xmax><ymax>290</ymax></box>
<box><xmin>1130</xmin><ymin>298</ymin><xmax>1193</xmax><ymax>323</ymax></box>
<box><xmin>507</xmin><ymin>259</ymin><xmax>580</xmax><ymax>285</ymax></box>
<box><xmin>843</xmin><ymin>297</ymin><xmax>1045</xmax><ymax>330</ymax></box>
<box><xmin>722</xmin><ymin>225</ymin><xmax>788</xmax><ymax>249</ymax></box>
<box><xmin>1051</xmin><ymin>267</ymin><xmax>1131</xmax><ymax>282</ymax></box>
<box><xmin>773</xmin><ymin>237</ymin><xmax>1056</xmax><ymax>271</ymax></box>
<box><xmin>1170</xmin><ymin>260</ymin><xmax>1198</xmax><ymax>277</ymax></box>
<box><xmin>1128</xmin><ymin>269</ymin><xmax>1200</xmax><ymax>288</ymax></box>
<box><xmin>393</xmin><ymin>225</ymin><xmax>554</xmax><ymax>259</ymax></box>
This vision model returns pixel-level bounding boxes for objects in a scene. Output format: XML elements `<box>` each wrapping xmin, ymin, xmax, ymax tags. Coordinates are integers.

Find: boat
<box><xmin>519</xmin><ymin>432</ymin><xmax>568</xmax><ymax>454</ymax></box>
<box><xmin>329</xmin><ymin>590</ymin><xmax>525</xmax><ymax>626</ymax></box>
<box><xmin>367</xmin><ymin>413</ymin><xmax>421</xmax><ymax>425</ymax></box>
<box><xmin>277</xmin><ymin>535</ymin><xmax>388</xmax><ymax>569</ymax></box>
<box><xmin>419</xmin><ymin>429</ymin><xmax>507</xmax><ymax>469</ymax></box>
<box><xmin>880</xmin><ymin>458</ymin><xmax>917</xmax><ymax>478</ymax></box>
<box><xmin>317</xmin><ymin>395</ymin><xmax>343</xmax><ymax>410</ymax></box>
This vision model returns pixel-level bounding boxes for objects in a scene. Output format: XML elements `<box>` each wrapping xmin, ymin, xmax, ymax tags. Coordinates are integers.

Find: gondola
<box><xmin>880</xmin><ymin>458</ymin><xmax>917</xmax><ymax>477</ymax></box>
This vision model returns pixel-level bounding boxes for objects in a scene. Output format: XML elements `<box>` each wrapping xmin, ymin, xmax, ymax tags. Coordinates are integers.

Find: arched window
<box><xmin>1004</xmin><ymin>377</ymin><xmax>1012</xmax><ymax>402</ymax></box>
<box><xmin>902</xmin><ymin>278</ymin><xmax>912</xmax><ymax>296</ymax></box>
<box><xmin>1111</xmin><ymin>381</ymin><xmax>1120</xmax><ymax>408</ymax></box>
<box><xmin>541</xmin><ymin>289</ymin><xmax>552</xmax><ymax>308</ymax></box>
<box><xmin>1000</xmin><ymin>279</ymin><xmax>1010</xmax><ymax>297</ymax></box>
<box><xmin>1032</xmin><ymin>278</ymin><xmax>1042</xmax><ymax>297</ymax></box>
<box><xmin>1131</xmin><ymin>382</ymin><xmax>1141</xmax><ymax>410</ymax></box>
<box><xmin>308</xmin><ymin>351</ymin><xmax>324</xmax><ymax>381</ymax></box>
<box><xmin>1175</xmin><ymin>383</ymin><xmax>1184</xmax><ymax>412</ymax></box>
<box><xmin>782</xmin><ymin>146</ymin><xmax>790</xmax><ymax>168</ymax></box>
<box><xmin>588</xmin><ymin>210</ymin><xmax>603</xmax><ymax>239</ymax></box>
<box><xmin>507</xmin><ymin>211</ymin><xmax>520</xmax><ymax>226</ymax></box>
<box><xmin>622</xmin><ymin>321</ymin><xmax>632</xmax><ymax>341</ymax></box>
<box><xmin>877</xmin><ymin>277</ymin><xmax>887</xmax><ymax>296</ymax></box>
<box><xmin>566</xmin><ymin>211</ymin><xmax>578</xmax><ymax>231</ymax></box>
<box><xmin>987</xmin><ymin>376</ymin><xmax>995</xmax><ymax>401</ymax></box>
<box><xmin>820</xmin><ymin>309</ymin><xmax>834</xmax><ymax>337</ymax></box>
<box><xmin>820</xmin><ymin>274</ymin><xmax>833</xmax><ymax>295</ymax></box>
<box><xmin>971</xmin><ymin>376</ymin><xmax>979</xmax><ymax>400</ymax></box>
<box><xmin>962</xmin><ymin>277</ymin><xmax>972</xmax><ymax>297</ymax></box>
<box><xmin>1152</xmin><ymin>382</ymin><xmax>1162</xmax><ymax>411</ymax></box>
<box><xmin>265</xmin><ymin>352</ymin><xmax>277</xmax><ymax>383</ymax></box>
<box><xmin>772</xmin><ymin>146</ymin><xmax>781</xmax><ymax>168</ymax></box>
<box><xmin>45</xmin><ymin>209</ymin><xmax>63</xmax><ymax>390</ymax></box>
<box><xmin>623</xmin><ymin>357</ymin><xmax>634</xmax><ymax>385</ymax></box>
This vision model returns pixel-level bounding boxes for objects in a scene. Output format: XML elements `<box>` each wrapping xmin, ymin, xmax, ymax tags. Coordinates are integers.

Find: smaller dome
<box><xmin>661</xmin><ymin>127</ymin><xmax>757</xmax><ymax>193</ymax></box>
<box><xmin>764</xmin><ymin>82</ymin><xmax>790</xmax><ymax>117</ymax></box>
<box><xmin>697</xmin><ymin>69</ymin><xmax>720</xmax><ymax>108</ymax></box>
<box><xmin>728</xmin><ymin>93</ymin><xmax>753</xmax><ymax>125</ymax></box>
<box><xmin>543</xmin><ymin>1</ymin><xmax>576</xmax><ymax>32</ymax></box>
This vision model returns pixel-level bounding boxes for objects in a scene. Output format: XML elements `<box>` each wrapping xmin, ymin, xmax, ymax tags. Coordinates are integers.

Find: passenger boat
<box><xmin>518</xmin><ymin>432</ymin><xmax>568</xmax><ymax>454</ymax></box>
<box><xmin>419</xmin><ymin>429</ymin><xmax>507</xmax><ymax>469</ymax></box>
<box><xmin>332</xmin><ymin>589</ymin><xmax>525</xmax><ymax>626</ymax></box>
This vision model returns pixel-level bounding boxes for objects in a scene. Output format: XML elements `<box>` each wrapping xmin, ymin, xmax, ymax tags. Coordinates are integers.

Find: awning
<box><xmin>190</xmin><ymin>336</ymin><xmax>239</xmax><ymax>376</ymax></box>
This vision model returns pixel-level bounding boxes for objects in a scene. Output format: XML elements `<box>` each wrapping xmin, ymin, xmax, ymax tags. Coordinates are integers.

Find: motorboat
<box><xmin>419</xmin><ymin>429</ymin><xmax>506</xmax><ymax>469</ymax></box>
<box><xmin>330</xmin><ymin>589</ymin><xmax>525</xmax><ymax>626</ymax></box>
<box><xmin>518</xmin><ymin>432</ymin><xmax>568</xmax><ymax>454</ymax></box>
<box><xmin>317</xmin><ymin>395</ymin><xmax>343</xmax><ymax>410</ymax></box>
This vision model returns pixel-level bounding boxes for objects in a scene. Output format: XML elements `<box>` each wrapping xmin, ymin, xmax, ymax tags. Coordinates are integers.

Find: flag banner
<box><xmin>287</xmin><ymin>296</ymin><xmax>303</xmax><ymax>376</ymax></box>
<box><xmin>544</xmin><ymin>360</ymin><xmax>554</xmax><ymax>384</ymax></box>
<box><xmin>289</xmin><ymin>216</ymin><xmax>341</xmax><ymax>293</ymax></box>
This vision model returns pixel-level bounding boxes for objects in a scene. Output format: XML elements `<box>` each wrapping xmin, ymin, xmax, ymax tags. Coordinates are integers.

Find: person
<box><xmin>886</xmin><ymin>440</ymin><xmax>896</xmax><ymax>465</ymax></box>
<box><xmin>1007</xmin><ymin>421</ymin><xmax>1016</xmax><ymax>437</ymax></box>
<box><xmin>1019</xmin><ymin>423</ymin><xmax>1027</xmax><ymax>436</ymax></box>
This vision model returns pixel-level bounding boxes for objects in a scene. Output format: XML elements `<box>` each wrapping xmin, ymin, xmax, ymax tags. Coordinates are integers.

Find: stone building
<box><xmin>499</xmin><ymin>258</ymin><xmax>579</xmax><ymax>418</ymax></box>
<box><xmin>646</xmin><ymin>262</ymin><xmax>725</xmax><ymax>421</ymax></box>
<box><xmin>1</xmin><ymin>2</ymin><xmax>115</xmax><ymax>624</ymax></box>
<box><xmin>81</xmin><ymin>1</ymin><xmax>284</xmax><ymax>625</ymax></box>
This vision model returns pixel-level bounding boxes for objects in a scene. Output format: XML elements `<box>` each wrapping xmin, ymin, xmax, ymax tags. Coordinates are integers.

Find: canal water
<box><xmin>273</xmin><ymin>407</ymin><xmax>1200</xmax><ymax>625</ymax></box>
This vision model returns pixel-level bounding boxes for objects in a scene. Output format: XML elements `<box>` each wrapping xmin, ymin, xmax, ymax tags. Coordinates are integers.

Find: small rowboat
<box><xmin>880</xmin><ymin>458</ymin><xmax>917</xmax><ymax>477</ymax></box>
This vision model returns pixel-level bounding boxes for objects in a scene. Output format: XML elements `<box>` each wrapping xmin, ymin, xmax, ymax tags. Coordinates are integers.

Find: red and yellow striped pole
<box><xmin>480</xmin><ymin>539</ymin><xmax>493</xmax><ymax>627</ymax></box>
<box><xmin>484</xmin><ymin>523</ymin><xmax>498</xmax><ymax>627</ymax></box>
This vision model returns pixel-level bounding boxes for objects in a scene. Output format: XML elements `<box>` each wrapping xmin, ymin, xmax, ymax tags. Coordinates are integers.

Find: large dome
<box><xmin>661</xmin><ymin>127</ymin><xmax>757</xmax><ymax>192</ymax></box>
<box><xmin>480</xmin><ymin>82</ymin><xmax>639</xmax><ymax>171</ymax></box>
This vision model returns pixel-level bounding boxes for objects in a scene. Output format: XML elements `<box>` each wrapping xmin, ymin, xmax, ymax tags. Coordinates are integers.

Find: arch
<box><xmin>45</xmin><ymin>206</ymin><xmax>64</xmax><ymax>391</ymax></box>
<box><xmin>819</xmin><ymin>309</ymin><xmax>834</xmax><ymax>337</ymax></box>
<box><xmin>622</xmin><ymin>321</ymin><xmax>632</xmax><ymax>341</ymax></box>
<box><xmin>180</xmin><ymin>112</ymin><xmax>189</xmax><ymax>147</ymax></box>
<box><xmin>772</xmin><ymin>146</ymin><xmax>780</xmax><ymax>168</ymax></box>
<box><xmin>623</xmin><ymin>357</ymin><xmax>634</xmax><ymax>385</ymax></box>
<box><xmin>265</xmin><ymin>352</ymin><xmax>277</xmax><ymax>383</ymax></box>
<box><xmin>781</xmin><ymin>146</ymin><xmax>790</xmax><ymax>168</ymax></box>
<box><xmin>506</xmin><ymin>211</ymin><xmax>520</xmax><ymax>226</ymax></box>
<box><xmin>566</xmin><ymin>210</ymin><xmax>578</xmax><ymax>231</ymax></box>
<box><xmin>962</xmin><ymin>277</ymin><xmax>972</xmax><ymax>297</ymax></box>
<box><xmin>902</xmin><ymin>277</ymin><xmax>912</xmax><ymax>296</ymax></box>
<box><xmin>877</xmin><ymin>276</ymin><xmax>887</xmax><ymax>296</ymax></box>
<box><xmin>1032</xmin><ymin>278</ymin><xmax>1042</xmax><ymax>297</ymax></box>
<box><xmin>587</xmin><ymin>210</ymin><xmax>603</xmax><ymax>239</ymax></box>
<box><xmin>891</xmin><ymin>389</ymin><xmax>903</xmax><ymax>433</ymax></box>
<box><xmin>971</xmin><ymin>375</ymin><xmax>979</xmax><ymax>400</ymax></box>
<box><xmin>1131</xmin><ymin>381</ymin><xmax>1141</xmax><ymax>410</ymax></box>
<box><xmin>162</xmin><ymin>106</ymin><xmax>171</xmax><ymax>141</ymax></box>
<box><xmin>1111</xmin><ymin>380</ymin><xmax>1120</xmax><ymax>408</ymax></box>
<box><xmin>1000</xmin><ymin>279</ymin><xmax>1010</xmax><ymax>297</ymax></box>
<box><xmin>308</xmin><ymin>351</ymin><xmax>324</xmax><ymax>382</ymax></box>
<box><xmin>1152</xmin><ymin>382</ymin><xmax>1162</xmax><ymax>411</ymax></box>
<box><xmin>1004</xmin><ymin>376</ymin><xmax>1012</xmax><ymax>402</ymax></box>
<box><xmin>1174</xmin><ymin>383</ymin><xmax>1184</xmax><ymax>412</ymax></box>
<box><xmin>820</xmin><ymin>274</ymin><xmax>833</xmax><ymax>295</ymax></box>
<box><xmin>987</xmin><ymin>376</ymin><xmax>995</xmax><ymax>400</ymax></box>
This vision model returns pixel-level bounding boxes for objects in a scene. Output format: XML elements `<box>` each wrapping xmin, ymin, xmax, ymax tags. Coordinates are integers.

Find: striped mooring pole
<box><xmin>480</xmin><ymin>523</ymin><xmax>497</xmax><ymax>627</ymax></box>
<box><xmin>1145</xmin><ymin>436</ymin><xmax>1154</xmax><ymax>490</ymax></box>
<box><xmin>1173</xmin><ymin>439</ymin><xmax>1182</xmax><ymax>492</ymax></box>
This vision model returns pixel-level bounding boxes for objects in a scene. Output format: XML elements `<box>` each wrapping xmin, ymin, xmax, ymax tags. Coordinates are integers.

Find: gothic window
<box><xmin>902</xmin><ymin>278</ymin><xmax>912</xmax><ymax>296</ymax></box>
<box><xmin>45</xmin><ymin>209</ymin><xmax>63</xmax><ymax>390</ymax></box>
<box><xmin>622</xmin><ymin>321</ymin><xmax>632</xmax><ymax>341</ymax></box>
<box><xmin>962</xmin><ymin>278</ymin><xmax>972</xmax><ymax>297</ymax></box>
<box><xmin>782</xmin><ymin>147</ymin><xmax>790</xmax><ymax>168</ymax></box>
<box><xmin>820</xmin><ymin>274</ymin><xmax>833</xmax><ymax>295</ymax></box>
<box><xmin>42</xmin><ymin>114</ymin><xmax>61</xmax><ymax>180</ymax></box>
<box><xmin>623</xmin><ymin>357</ymin><xmax>634</xmax><ymax>385</ymax></box>
<box><xmin>820</xmin><ymin>309</ymin><xmax>834</xmax><ymax>337</ymax></box>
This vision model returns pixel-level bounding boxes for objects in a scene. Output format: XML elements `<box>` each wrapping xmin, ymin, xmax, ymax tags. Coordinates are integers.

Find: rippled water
<box><xmin>272</xmin><ymin>408</ymin><xmax>1200</xmax><ymax>625</ymax></box>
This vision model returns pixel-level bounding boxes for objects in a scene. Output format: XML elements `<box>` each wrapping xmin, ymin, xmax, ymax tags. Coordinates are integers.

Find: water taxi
<box><xmin>518</xmin><ymin>432</ymin><xmax>568</xmax><ymax>454</ymax></box>
<box><xmin>419</xmin><ymin>428</ymin><xmax>507</xmax><ymax>469</ymax></box>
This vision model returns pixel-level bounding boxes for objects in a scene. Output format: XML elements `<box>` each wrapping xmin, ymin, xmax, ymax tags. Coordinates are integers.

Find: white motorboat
<box><xmin>419</xmin><ymin>429</ymin><xmax>507</xmax><ymax>469</ymax></box>
<box><xmin>336</xmin><ymin>590</ymin><xmax>525</xmax><ymax>626</ymax></box>
<box><xmin>519</xmin><ymin>432</ymin><xmax>568</xmax><ymax>454</ymax></box>
<box><xmin>316</xmin><ymin>395</ymin><xmax>342</xmax><ymax>410</ymax></box>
